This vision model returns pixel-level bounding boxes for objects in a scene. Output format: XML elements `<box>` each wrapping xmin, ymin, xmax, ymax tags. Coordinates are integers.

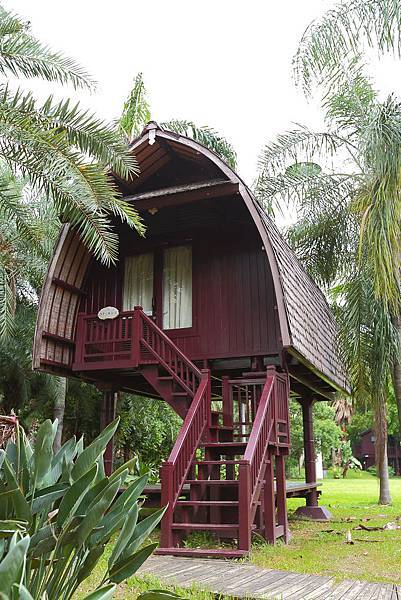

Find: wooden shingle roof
<box><xmin>256</xmin><ymin>205</ymin><xmax>348</xmax><ymax>393</ymax></box>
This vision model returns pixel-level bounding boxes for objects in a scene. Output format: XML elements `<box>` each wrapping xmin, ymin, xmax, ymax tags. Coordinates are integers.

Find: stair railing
<box><xmin>238</xmin><ymin>368</ymin><xmax>289</xmax><ymax>550</ymax></box>
<box><xmin>132</xmin><ymin>307</ymin><xmax>202</xmax><ymax>397</ymax></box>
<box><xmin>160</xmin><ymin>369</ymin><xmax>211</xmax><ymax>547</ymax></box>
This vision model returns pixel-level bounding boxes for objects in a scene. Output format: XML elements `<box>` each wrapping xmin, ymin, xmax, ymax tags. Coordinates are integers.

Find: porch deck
<box><xmin>142</xmin><ymin>481</ymin><xmax>321</xmax><ymax>508</ymax></box>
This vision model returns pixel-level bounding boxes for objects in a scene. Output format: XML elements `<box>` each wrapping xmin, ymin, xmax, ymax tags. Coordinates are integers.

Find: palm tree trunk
<box><xmin>374</xmin><ymin>397</ymin><xmax>391</xmax><ymax>505</ymax></box>
<box><xmin>53</xmin><ymin>377</ymin><xmax>67</xmax><ymax>454</ymax></box>
<box><xmin>391</xmin><ymin>313</ymin><xmax>401</xmax><ymax>437</ymax></box>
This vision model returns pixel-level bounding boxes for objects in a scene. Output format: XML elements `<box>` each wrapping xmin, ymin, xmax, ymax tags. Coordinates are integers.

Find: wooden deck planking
<box><xmin>138</xmin><ymin>556</ymin><xmax>398</xmax><ymax>599</ymax></box>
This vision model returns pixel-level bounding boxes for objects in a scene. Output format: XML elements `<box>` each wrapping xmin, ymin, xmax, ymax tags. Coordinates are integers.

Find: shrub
<box><xmin>0</xmin><ymin>417</ymin><xmax>178</xmax><ymax>599</ymax></box>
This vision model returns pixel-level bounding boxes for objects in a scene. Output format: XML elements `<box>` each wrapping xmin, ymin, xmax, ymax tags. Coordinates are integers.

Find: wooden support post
<box><xmin>100</xmin><ymin>390</ymin><xmax>117</xmax><ymax>476</ymax></box>
<box><xmin>160</xmin><ymin>462</ymin><xmax>174</xmax><ymax>548</ymax></box>
<box><xmin>222</xmin><ymin>376</ymin><xmax>233</xmax><ymax>427</ymax></box>
<box><xmin>263</xmin><ymin>451</ymin><xmax>276</xmax><ymax>543</ymax></box>
<box><xmin>295</xmin><ymin>396</ymin><xmax>331</xmax><ymax>520</ymax></box>
<box><xmin>302</xmin><ymin>396</ymin><xmax>318</xmax><ymax>506</ymax></box>
<box><xmin>275</xmin><ymin>453</ymin><xmax>290</xmax><ymax>542</ymax></box>
<box><xmin>238</xmin><ymin>462</ymin><xmax>251</xmax><ymax>551</ymax></box>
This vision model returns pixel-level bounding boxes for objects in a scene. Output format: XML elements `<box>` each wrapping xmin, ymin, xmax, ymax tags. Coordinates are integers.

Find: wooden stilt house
<box><xmin>33</xmin><ymin>122</ymin><xmax>348</xmax><ymax>558</ymax></box>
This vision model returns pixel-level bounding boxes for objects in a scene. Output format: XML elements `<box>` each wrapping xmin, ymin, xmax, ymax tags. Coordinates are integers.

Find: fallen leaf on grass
<box><xmin>355</xmin><ymin>522</ymin><xmax>401</xmax><ymax>532</ymax></box>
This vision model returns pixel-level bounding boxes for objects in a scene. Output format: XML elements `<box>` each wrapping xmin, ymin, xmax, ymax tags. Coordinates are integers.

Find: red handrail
<box><xmin>135</xmin><ymin>308</ymin><xmax>202</xmax><ymax>396</ymax></box>
<box><xmin>160</xmin><ymin>369</ymin><xmax>211</xmax><ymax>547</ymax></box>
<box><xmin>238</xmin><ymin>370</ymin><xmax>289</xmax><ymax>549</ymax></box>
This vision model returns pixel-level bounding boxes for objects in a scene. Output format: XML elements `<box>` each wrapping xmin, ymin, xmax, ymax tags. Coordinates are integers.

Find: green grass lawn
<box><xmin>252</xmin><ymin>473</ymin><xmax>401</xmax><ymax>584</ymax></box>
<box><xmin>78</xmin><ymin>473</ymin><xmax>401</xmax><ymax>597</ymax></box>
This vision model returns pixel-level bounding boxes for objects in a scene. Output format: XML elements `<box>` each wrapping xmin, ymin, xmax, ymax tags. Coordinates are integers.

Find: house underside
<box><xmin>33</xmin><ymin>123</ymin><xmax>348</xmax><ymax>557</ymax></box>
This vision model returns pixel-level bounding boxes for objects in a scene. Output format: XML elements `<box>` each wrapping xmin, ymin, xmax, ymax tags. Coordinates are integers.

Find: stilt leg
<box><xmin>275</xmin><ymin>452</ymin><xmax>290</xmax><ymax>543</ymax></box>
<box><xmin>263</xmin><ymin>451</ymin><xmax>276</xmax><ymax>543</ymax></box>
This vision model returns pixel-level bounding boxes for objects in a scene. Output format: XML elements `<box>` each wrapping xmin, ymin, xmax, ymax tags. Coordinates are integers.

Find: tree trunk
<box><xmin>391</xmin><ymin>313</ymin><xmax>401</xmax><ymax>438</ymax></box>
<box><xmin>374</xmin><ymin>398</ymin><xmax>391</xmax><ymax>505</ymax></box>
<box><xmin>53</xmin><ymin>377</ymin><xmax>67</xmax><ymax>454</ymax></box>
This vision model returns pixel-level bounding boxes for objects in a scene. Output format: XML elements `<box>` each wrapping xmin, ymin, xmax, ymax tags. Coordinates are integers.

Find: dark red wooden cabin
<box><xmin>33</xmin><ymin>122</ymin><xmax>348</xmax><ymax>558</ymax></box>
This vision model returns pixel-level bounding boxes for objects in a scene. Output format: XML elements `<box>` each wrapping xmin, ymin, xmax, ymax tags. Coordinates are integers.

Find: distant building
<box><xmin>353</xmin><ymin>429</ymin><xmax>401</xmax><ymax>474</ymax></box>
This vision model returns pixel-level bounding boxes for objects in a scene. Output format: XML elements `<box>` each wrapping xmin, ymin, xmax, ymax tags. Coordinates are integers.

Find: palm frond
<box><xmin>256</xmin><ymin>126</ymin><xmax>352</xmax><ymax>179</ymax></box>
<box><xmin>162</xmin><ymin>119</ymin><xmax>237</xmax><ymax>170</ymax></box>
<box><xmin>119</xmin><ymin>72</ymin><xmax>151</xmax><ymax>140</ymax></box>
<box><xmin>287</xmin><ymin>203</ymin><xmax>357</xmax><ymax>287</ymax></box>
<box><xmin>0</xmin><ymin>85</ymin><xmax>143</xmax><ymax>264</ymax></box>
<box><xmin>352</xmin><ymin>95</ymin><xmax>401</xmax><ymax>310</ymax></box>
<box><xmin>0</xmin><ymin>263</ymin><xmax>15</xmax><ymax>338</ymax></box>
<box><xmin>40</xmin><ymin>96</ymin><xmax>138</xmax><ymax>180</ymax></box>
<box><xmin>332</xmin><ymin>263</ymin><xmax>398</xmax><ymax>404</ymax></box>
<box><xmin>0</xmin><ymin>6</ymin><xmax>93</xmax><ymax>89</ymax></box>
<box><xmin>294</xmin><ymin>0</ymin><xmax>401</xmax><ymax>93</ymax></box>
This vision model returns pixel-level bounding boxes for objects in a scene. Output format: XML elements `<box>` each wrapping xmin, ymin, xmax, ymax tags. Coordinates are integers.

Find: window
<box><xmin>123</xmin><ymin>253</ymin><xmax>154</xmax><ymax>314</ymax></box>
<box><xmin>163</xmin><ymin>245</ymin><xmax>192</xmax><ymax>329</ymax></box>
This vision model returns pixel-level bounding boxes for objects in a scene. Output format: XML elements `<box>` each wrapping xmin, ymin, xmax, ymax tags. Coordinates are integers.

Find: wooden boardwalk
<box><xmin>138</xmin><ymin>555</ymin><xmax>401</xmax><ymax>599</ymax></box>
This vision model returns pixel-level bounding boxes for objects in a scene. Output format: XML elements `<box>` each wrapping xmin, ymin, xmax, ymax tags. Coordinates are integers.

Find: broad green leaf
<box><xmin>57</xmin><ymin>464</ymin><xmax>97</xmax><ymax>527</ymax></box>
<box><xmin>75</xmin><ymin>545</ymin><xmax>105</xmax><ymax>586</ymax></box>
<box><xmin>50</xmin><ymin>437</ymin><xmax>77</xmax><ymax>483</ymax></box>
<box><xmin>0</xmin><ymin>534</ymin><xmax>29</xmax><ymax>596</ymax></box>
<box><xmin>76</xmin><ymin>478</ymin><xmax>109</xmax><ymax>517</ymax></box>
<box><xmin>71</xmin><ymin>418</ymin><xmax>119</xmax><ymax>481</ymax></box>
<box><xmin>109</xmin><ymin>542</ymin><xmax>157</xmax><ymax>584</ymax></box>
<box><xmin>109</xmin><ymin>457</ymin><xmax>137</xmax><ymax>484</ymax></box>
<box><xmin>12</xmin><ymin>583</ymin><xmax>34</xmax><ymax>600</ymax></box>
<box><xmin>31</xmin><ymin>483</ymin><xmax>69</xmax><ymax>514</ymax></box>
<box><xmin>124</xmin><ymin>507</ymin><xmax>166</xmax><ymax>557</ymax></box>
<box><xmin>32</xmin><ymin>420</ymin><xmax>55</xmax><ymax>488</ymax></box>
<box><xmin>29</xmin><ymin>525</ymin><xmax>53</xmax><ymax>549</ymax></box>
<box><xmin>5</xmin><ymin>441</ymin><xmax>17</xmax><ymax>471</ymax></box>
<box><xmin>108</xmin><ymin>504</ymin><xmax>138</xmax><ymax>568</ymax></box>
<box><xmin>83</xmin><ymin>584</ymin><xmax>116</xmax><ymax>600</ymax></box>
<box><xmin>2</xmin><ymin>458</ymin><xmax>32</xmax><ymax>523</ymax></box>
<box><xmin>17</xmin><ymin>430</ymin><xmax>32</xmax><ymax>495</ymax></box>
<box><xmin>109</xmin><ymin>473</ymin><xmax>148</xmax><ymax>516</ymax></box>
<box><xmin>76</xmin><ymin>479</ymin><xmax>120</xmax><ymax>546</ymax></box>
<box><xmin>90</xmin><ymin>511</ymin><xmax>125</xmax><ymax>546</ymax></box>
<box><xmin>30</xmin><ymin>535</ymin><xmax>57</xmax><ymax>558</ymax></box>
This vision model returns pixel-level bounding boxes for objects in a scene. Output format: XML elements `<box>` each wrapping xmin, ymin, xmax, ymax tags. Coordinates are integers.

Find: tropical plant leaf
<box><xmin>71</xmin><ymin>418</ymin><xmax>119</xmax><ymax>481</ymax></box>
<box><xmin>109</xmin><ymin>543</ymin><xmax>158</xmax><ymax>584</ymax></box>
<box><xmin>0</xmin><ymin>533</ymin><xmax>29</xmax><ymax>596</ymax></box>
<box><xmin>83</xmin><ymin>584</ymin><xmax>116</xmax><ymax>600</ymax></box>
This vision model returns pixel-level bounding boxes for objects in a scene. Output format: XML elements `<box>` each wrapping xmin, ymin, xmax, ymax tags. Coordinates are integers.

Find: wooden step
<box><xmin>192</xmin><ymin>460</ymin><xmax>241</xmax><ymax>465</ymax></box>
<box><xmin>201</xmin><ymin>442</ymin><xmax>247</xmax><ymax>449</ymax></box>
<box><xmin>185</xmin><ymin>479</ymin><xmax>238</xmax><ymax>485</ymax></box>
<box><xmin>158</xmin><ymin>376</ymin><xmax>173</xmax><ymax>381</ymax></box>
<box><xmin>209</xmin><ymin>425</ymin><xmax>233</xmax><ymax>430</ymax></box>
<box><xmin>176</xmin><ymin>500</ymin><xmax>239</xmax><ymax>506</ymax></box>
<box><xmin>172</xmin><ymin>523</ymin><xmax>239</xmax><ymax>531</ymax></box>
<box><xmin>154</xmin><ymin>547</ymin><xmax>248</xmax><ymax>558</ymax></box>
<box><xmin>171</xmin><ymin>391</ymin><xmax>188</xmax><ymax>397</ymax></box>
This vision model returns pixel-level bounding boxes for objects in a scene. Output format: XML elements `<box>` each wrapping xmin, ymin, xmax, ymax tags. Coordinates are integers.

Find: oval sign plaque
<box><xmin>98</xmin><ymin>306</ymin><xmax>119</xmax><ymax>320</ymax></box>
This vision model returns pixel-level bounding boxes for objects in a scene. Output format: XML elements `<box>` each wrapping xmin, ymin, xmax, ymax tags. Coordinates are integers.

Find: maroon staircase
<box><xmin>73</xmin><ymin>307</ymin><xmax>290</xmax><ymax>558</ymax></box>
<box><xmin>156</xmin><ymin>370</ymin><xmax>290</xmax><ymax>558</ymax></box>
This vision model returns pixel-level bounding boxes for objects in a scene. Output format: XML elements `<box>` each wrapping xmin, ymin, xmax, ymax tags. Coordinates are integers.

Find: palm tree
<box><xmin>0</xmin><ymin>5</ymin><xmax>145</xmax><ymax>340</ymax></box>
<box><xmin>256</xmin><ymin>0</ymin><xmax>401</xmax><ymax>504</ymax></box>
<box><xmin>255</xmin><ymin>64</ymin><xmax>399</xmax><ymax>503</ymax></box>
<box><xmin>118</xmin><ymin>72</ymin><xmax>237</xmax><ymax>169</ymax></box>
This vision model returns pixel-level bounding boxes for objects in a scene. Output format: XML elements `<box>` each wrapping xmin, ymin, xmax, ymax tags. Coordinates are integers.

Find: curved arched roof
<box><xmin>33</xmin><ymin>122</ymin><xmax>348</xmax><ymax>394</ymax></box>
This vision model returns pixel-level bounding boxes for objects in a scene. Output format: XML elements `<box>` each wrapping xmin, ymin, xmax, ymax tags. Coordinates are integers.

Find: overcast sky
<box><xmin>7</xmin><ymin>1</ymin><xmax>401</xmax><ymax>183</ymax></box>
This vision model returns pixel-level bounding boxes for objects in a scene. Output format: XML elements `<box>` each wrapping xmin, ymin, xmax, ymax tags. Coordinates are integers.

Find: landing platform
<box><xmin>138</xmin><ymin>555</ymin><xmax>399</xmax><ymax>599</ymax></box>
<box><xmin>142</xmin><ymin>481</ymin><xmax>321</xmax><ymax>508</ymax></box>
